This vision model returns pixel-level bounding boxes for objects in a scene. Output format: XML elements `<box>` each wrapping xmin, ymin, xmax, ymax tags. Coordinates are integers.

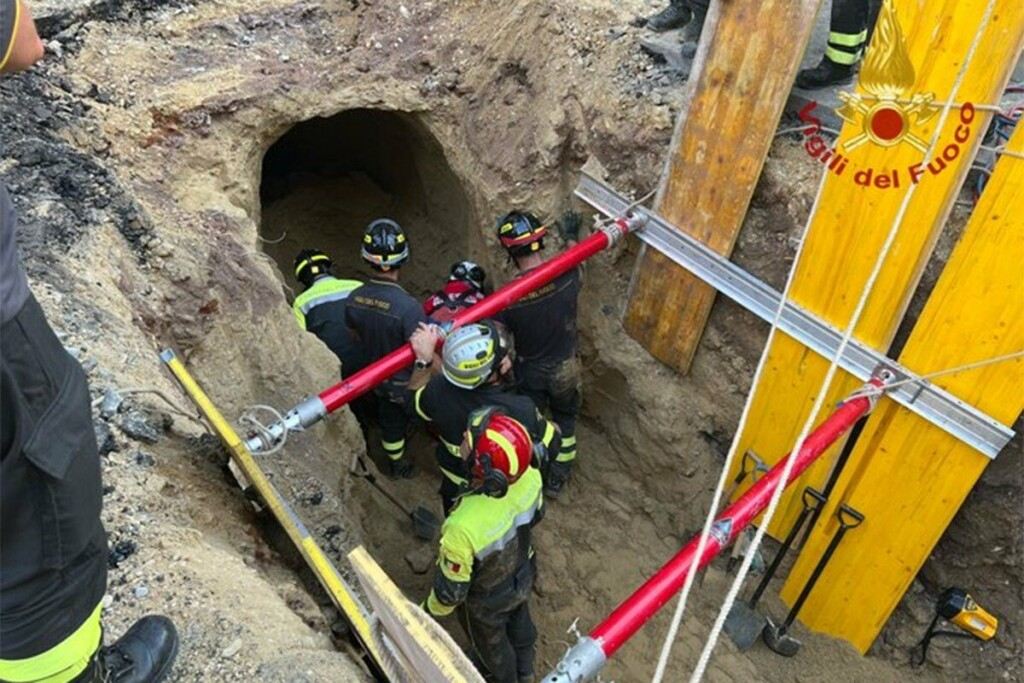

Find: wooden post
<box><xmin>623</xmin><ymin>0</ymin><xmax>822</xmax><ymax>373</ymax></box>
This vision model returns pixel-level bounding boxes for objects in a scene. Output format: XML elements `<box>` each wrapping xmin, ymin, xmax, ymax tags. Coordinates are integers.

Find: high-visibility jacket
<box><xmin>426</xmin><ymin>467</ymin><xmax>543</xmax><ymax>617</ymax></box>
<box><xmin>292</xmin><ymin>275</ymin><xmax>364</xmax><ymax>371</ymax></box>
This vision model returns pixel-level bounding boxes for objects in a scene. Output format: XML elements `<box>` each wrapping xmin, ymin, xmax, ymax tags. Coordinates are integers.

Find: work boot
<box><xmin>795</xmin><ymin>56</ymin><xmax>854</xmax><ymax>90</ymax></box>
<box><xmin>678</xmin><ymin>4</ymin><xmax>707</xmax><ymax>59</ymax></box>
<box><xmin>646</xmin><ymin>0</ymin><xmax>692</xmax><ymax>32</ymax></box>
<box><xmin>387</xmin><ymin>456</ymin><xmax>417</xmax><ymax>480</ymax></box>
<box><xmin>543</xmin><ymin>461</ymin><xmax>572</xmax><ymax>499</ymax></box>
<box><xmin>99</xmin><ymin>616</ymin><xmax>179</xmax><ymax>683</ymax></box>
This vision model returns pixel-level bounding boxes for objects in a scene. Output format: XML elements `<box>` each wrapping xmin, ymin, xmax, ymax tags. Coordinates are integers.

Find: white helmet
<box><xmin>442</xmin><ymin>322</ymin><xmax>506</xmax><ymax>389</ymax></box>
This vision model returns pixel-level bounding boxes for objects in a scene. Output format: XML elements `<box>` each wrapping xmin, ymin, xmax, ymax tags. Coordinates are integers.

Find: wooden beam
<box><xmin>623</xmin><ymin>0</ymin><xmax>821</xmax><ymax>373</ymax></box>
<box><xmin>728</xmin><ymin>0</ymin><xmax>1024</xmax><ymax>540</ymax></box>
<box><xmin>780</xmin><ymin>121</ymin><xmax>1024</xmax><ymax>653</ymax></box>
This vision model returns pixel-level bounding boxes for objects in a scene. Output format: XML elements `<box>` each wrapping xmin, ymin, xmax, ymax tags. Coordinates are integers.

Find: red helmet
<box><xmin>465</xmin><ymin>407</ymin><xmax>533</xmax><ymax>496</ymax></box>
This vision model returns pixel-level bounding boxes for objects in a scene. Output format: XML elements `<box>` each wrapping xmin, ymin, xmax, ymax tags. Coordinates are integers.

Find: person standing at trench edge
<box><xmin>493</xmin><ymin>210</ymin><xmax>583</xmax><ymax>498</ymax></box>
<box><xmin>0</xmin><ymin>2</ymin><xmax>179</xmax><ymax>680</ymax></box>
<box><xmin>344</xmin><ymin>218</ymin><xmax>430</xmax><ymax>479</ymax></box>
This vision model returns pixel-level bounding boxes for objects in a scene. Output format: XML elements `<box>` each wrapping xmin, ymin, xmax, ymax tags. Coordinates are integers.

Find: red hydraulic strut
<box><xmin>245</xmin><ymin>212</ymin><xmax>647</xmax><ymax>453</ymax></box>
<box><xmin>542</xmin><ymin>377</ymin><xmax>885</xmax><ymax>682</ymax></box>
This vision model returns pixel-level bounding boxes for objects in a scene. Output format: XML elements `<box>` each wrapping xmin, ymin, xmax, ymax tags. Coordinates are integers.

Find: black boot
<box><xmin>646</xmin><ymin>0</ymin><xmax>692</xmax><ymax>32</ymax></box>
<box><xmin>795</xmin><ymin>56</ymin><xmax>854</xmax><ymax>90</ymax></box>
<box><xmin>387</xmin><ymin>456</ymin><xmax>417</xmax><ymax>480</ymax></box>
<box><xmin>544</xmin><ymin>461</ymin><xmax>572</xmax><ymax>499</ymax></box>
<box><xmin>678</xmin><ymin>4</ymin><xmax>707</xmax><ymax>59</ymax></box>
<box><xmin>100</xmin><ymin>616</ymin><xmax>179</xmax><ymax>683</ymax></box>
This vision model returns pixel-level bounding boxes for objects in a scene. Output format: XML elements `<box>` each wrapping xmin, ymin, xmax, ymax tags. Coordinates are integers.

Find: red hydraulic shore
<box><xmin>317</xmin><ymin>215</ymin><xmax>644</xmax><ymax>413</ymax></box>
<box><xmin>543</xmin><ymin>381</ymin><xmax>881</xmax><ymax>681</ymax></box>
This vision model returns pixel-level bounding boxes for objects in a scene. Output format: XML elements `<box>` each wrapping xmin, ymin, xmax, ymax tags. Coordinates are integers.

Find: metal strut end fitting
<box><xmin>244</xmin><ymin>395</ymin><xmax>327</xmax><ymax>453</ymax></box>
<box><xmin>599</xmin><ymin>211</ymin><xmax>648</xmax><ymax>246</ymax></box>
<box><xmin>542</xmin><ymin>637</ymin><xmax>607</xmax><ymax>683</ymax></box>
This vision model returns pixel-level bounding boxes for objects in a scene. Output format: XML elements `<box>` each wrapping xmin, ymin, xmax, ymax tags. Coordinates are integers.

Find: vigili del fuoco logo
<box><xmin>797</xmin><ymin>0</ymin><xmax>976</xmax><ymax>189</ymax></box>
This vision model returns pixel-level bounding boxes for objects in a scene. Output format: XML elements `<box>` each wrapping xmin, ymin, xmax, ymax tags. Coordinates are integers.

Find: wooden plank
<box><xmin>728</xmin><ymin>0</ymin><xmax>1024</xmax><ymax>539</ymax></box>
<box><xmin>780</xmin><ymin>122</ymin><xmax>1024</xmax><ymax>653</ymax></box>
<box><xmin>623</xmin><ymin>0</ymin><xmax>821</xmax><ymax>373</ymax></box>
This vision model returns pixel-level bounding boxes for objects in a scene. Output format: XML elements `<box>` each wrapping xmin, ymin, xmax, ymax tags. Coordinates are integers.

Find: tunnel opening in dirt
<box><xmin>258</xmin><ymin>108</ymin><xmax>478</xmax><ymax>299</ymax></box>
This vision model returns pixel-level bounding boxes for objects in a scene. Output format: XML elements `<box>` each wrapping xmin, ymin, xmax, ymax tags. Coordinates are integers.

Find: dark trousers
<box><xmin>517</xmin><ymin>357</ymin><xmax>581</xmax><ymax>467</ymax></box>
<box><xmin>377</xmin><ymin>391</ymin><xmax>409</xmax><ymax>462</ymax></box>
<box><xmin>460</xmin><ymin>565</ymin><xmax>537</xmax><ymax>683</ymax></box>
<box><xmin>0</xmin><ymin>295</ymin><xmax>108</xmax><ymax>660</ymax></box>
<box><xmin>827</xmin><ymin>0</ymin><xmax>872</xmax><ymax>65</ymax></box>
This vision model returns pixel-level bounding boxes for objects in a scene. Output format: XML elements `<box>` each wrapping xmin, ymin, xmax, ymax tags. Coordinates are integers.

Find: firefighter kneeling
<box><xmin>423</xmin><ymin>408</ymin><xmax>544</xmax><ymax>683</ymax></box>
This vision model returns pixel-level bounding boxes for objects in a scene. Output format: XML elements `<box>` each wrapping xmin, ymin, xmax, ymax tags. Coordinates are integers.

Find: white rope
<box><xmin>648</xmin><ymin>99</ymin><xmax>838</xmax><ymax>683</ymax></box>
<box><xmin>238</xmin><ymin>403</ymin><xmax>290</xmax><ymax>455</ymax></box>
<box><xmin>845</xmin><ymin>349</ymin><xmax>1024</xmax><ymax>401</ymax></box>
<box><xmin>684</xmin><ymin>4</ymin><xmax>996</xmax><ymax>681</ymax></box>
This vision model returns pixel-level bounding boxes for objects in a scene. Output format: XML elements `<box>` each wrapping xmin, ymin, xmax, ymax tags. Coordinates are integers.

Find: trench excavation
<box><xmin>248</xmin><ymin>115</ymin><xmax>939</xmax><ymax>682</ymax></box>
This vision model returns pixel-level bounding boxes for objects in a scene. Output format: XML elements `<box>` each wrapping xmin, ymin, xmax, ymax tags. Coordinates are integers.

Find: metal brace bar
<box><xmin>575</xmin><ymin>174</ymin><xmax>1014</xmax><ymax>459</ymax></box>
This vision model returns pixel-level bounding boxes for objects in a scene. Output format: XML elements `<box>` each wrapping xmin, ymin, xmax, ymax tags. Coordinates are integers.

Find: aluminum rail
<box><xmin>245</xmin><ymin>212</ymin><xmax>648</xmax><ymax>453</ymax></box>
<box><xmin>542</xmin><ymin>378</ymin><xmax>884</xmax><ymax>682</ymax></box>
<box><xmin>574</xmin><ymin>173</ymin><xmax>1013</xmax><ymax>459</ymax></box>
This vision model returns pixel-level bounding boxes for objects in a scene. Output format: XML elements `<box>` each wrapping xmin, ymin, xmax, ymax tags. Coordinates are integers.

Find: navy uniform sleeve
<box><xmin>401</xmin><ymin>298</ymin><xmax>429</xmax><ymax>339</ymax></box>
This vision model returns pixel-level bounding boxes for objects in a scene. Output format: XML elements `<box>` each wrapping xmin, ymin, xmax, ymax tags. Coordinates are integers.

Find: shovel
<box><xmin>724</xmin><ymin>486</ymin><xmax>825</xmax><ymax>651</ymax></box>
<box><xmin>762</xmin><ymin>502</ymin><xmax>864</xmax><ymax>656</ymax></box>
<box><xmin>350</xmin><ymin>453</ymin><xmax>440</xmax><ymax>541</ymax></box>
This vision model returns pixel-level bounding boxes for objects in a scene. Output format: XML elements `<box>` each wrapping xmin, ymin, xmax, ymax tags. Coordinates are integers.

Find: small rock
<box><xmin>120</xmin><ymin>411</ymin><xmax>161</xmax><ymax>444</ymax></box>
<box><xmin>108</xmin><ymin>539</ymin><xmax>137</xmax><ymax>568</ymax></box>
<box><xmin>94</xmin><ymin>420</ymin><xmax>118</xmax><ymax>456</ymax></box>
<box><xmin>134</xmin><ymin>450</ymin><xmax>155</xmax><ymax>467</ymax></box>
<box><xmin>133</xmin><ymin>585</ymin><xmax>149</xmax><ymax>599</ymax></box>
<box><xmin>221</xmin><ymin>638</ymin><xmax>243</xmax><ymax>658</ymax></box>
<box><xmin>100</xmin><ymin>388</ymin><xmax>123</xmax><ymax>418</ymax></box>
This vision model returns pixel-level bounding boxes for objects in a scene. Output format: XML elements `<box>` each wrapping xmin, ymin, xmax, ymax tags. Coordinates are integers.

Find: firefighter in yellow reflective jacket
<box><xmin>424</xmin><ymin>408</ymin><xmax>544</xmax><ymax>683</ymax></box>
<box><xmin>291</xmin><ymin>249</ymin><xmax>375</xmax><ymax>434</ymax></box>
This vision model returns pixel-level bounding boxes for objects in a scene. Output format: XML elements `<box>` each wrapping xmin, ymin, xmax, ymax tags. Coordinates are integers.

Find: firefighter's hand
<box><xmin>557</xmin><ymin>210</ymin><xmax>582</xmax><ymax>243</ymax></box>
<box><xmin>410</xmin><ymin>323</ymin><xmax>440</xmax><ymax>363</ymax></box>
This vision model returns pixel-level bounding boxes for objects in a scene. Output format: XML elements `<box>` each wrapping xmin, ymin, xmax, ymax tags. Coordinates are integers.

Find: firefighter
<box><xmin>493</xmin><ymin>210</ymin><xmax>582</xmax><ymax>497</ymax></box>
<box><xmin>408</xmin><ymin>321</ymin><xmax>559</xmax><ymax>515</ymax></box>
<box><xmin>1</xmin><ymin>4</ymin><xmax>179</xmax><ymax>680</ymax></box>
<box><xmin>422</xmin><ymin>260</ymin><xmax>488</xmax><ymax>324</ymax></box>
<box><xmin>344</xmin><ymin>218</ymin><xmax>428</xmax><ymax>479</ymax></box>
<box><xmin>423</xmin><ymin>408</ymin><xmax>543</xmax><ymax>683</ymax></box>
<box><xmin>796</xmin><ymin>0</ymin><xmax>876</xmax><ymax>89</ymax></box>
<box><xmin>291</xmin><ymin>248</ymin><xmax>375</xmax><ymax>435</ymax></box>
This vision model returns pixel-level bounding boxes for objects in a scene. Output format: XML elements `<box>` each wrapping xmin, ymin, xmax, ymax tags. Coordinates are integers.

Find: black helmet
<box><xmin>361</xmin><ymin>218</ymin><xmax>409</xmax><ymax>270</ymax></box>
<box><xmin>449</xmin><ymin>260</ymin><xmax>486</xmax><ymax>290</ymax></box>
<box><xmin>294</xmin><ymin>248</ymin><xmax>333</xmax><ymax>287</ymax></box>
<box><xmin>496</xmin><ymin>211</ymin><xmax>547</xmax><ymax>256</ymax></box>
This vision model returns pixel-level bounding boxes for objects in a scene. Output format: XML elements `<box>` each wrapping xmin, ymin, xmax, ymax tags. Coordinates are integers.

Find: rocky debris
<box><xmin>99</xmin><ymin>387</ymin><xmax>124</xmax><ymax>418</ymax></box>
<box><xmin>119</xmin><ymin>411</ymin><xmax>162</xmax><ymax>443</ymax></box>
<box><xmin>133</xmin><ymin>450</ymin><xmax>156</xmax><ymax>466</ymax></box>
<box><xmin>108</xmin><ymin>538</ymin><xmax>138</xmax><ymax>568</ymax></box>
<box><xmin>94</xmin><ymin>418</ymin><xmax>119</xmax><ymax>456</ymax></box>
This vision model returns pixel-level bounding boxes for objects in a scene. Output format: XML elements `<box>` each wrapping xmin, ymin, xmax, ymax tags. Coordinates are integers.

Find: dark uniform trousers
<box><xmin>460</xmin><ymin>559</ymin><xmax>537</xmax><ymax>683</ymax></box>
<box><xmin>516</xmin><ymin>356</ymin><xmax>581</xmax><ymax>471</ymax></box>
<box><xmin>1</xmin><ymin>295</ymin><xmax>107</xmax><ymax>663</ymax></box>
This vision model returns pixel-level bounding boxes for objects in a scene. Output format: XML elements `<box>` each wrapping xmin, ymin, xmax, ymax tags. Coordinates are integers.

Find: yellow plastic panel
<box><xmin>729</xmin><ymin>0</ymin><xmax>1024</xmax><ymax>539</ymax></box>
<box><xmin>780</xmin><ymin>122</ymin><xmax>1024</xmax><ymax>652</ymax></box>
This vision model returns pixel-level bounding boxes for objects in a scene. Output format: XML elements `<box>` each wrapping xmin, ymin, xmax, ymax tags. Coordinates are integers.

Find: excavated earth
<box><xmin>3</xmin><ymin>0</ymin><xmax>1021</xmax><ymax>680</ymax></box>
